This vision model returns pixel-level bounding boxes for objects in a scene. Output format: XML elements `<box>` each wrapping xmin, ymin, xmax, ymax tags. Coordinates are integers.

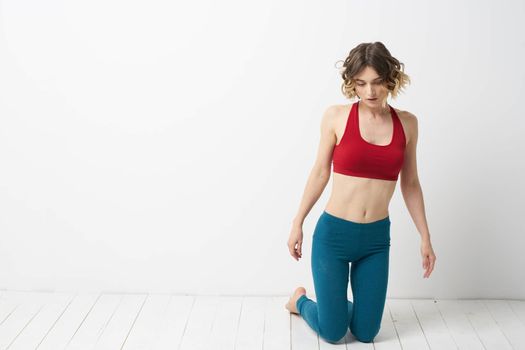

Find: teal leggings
<box><xmin>296</xmin><ymin>210</ymin><xmax>391</xmax><ymax>344</ymax></box>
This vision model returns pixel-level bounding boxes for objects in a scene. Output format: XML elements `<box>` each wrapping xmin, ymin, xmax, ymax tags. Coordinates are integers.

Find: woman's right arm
<box><xmin>287</xmin><ymin>105</ymin><xmax>339</xmax><ymax>260</ymax></box>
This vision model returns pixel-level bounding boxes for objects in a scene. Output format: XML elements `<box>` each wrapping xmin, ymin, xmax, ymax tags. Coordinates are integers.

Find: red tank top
<box><xmin>332</xmin><ymin>101</ymin><xmax>406</xmax><ymax>181</ymax></box>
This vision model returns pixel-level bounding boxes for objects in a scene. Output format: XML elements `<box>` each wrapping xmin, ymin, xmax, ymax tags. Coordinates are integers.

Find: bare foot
<box><xmin>285</xmin><ymin>287</ymin><xmax>307</xmax><ymax>314</ymax></box>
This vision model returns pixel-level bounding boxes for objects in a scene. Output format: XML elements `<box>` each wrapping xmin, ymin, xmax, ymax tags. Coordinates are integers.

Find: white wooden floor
<box><xmin>0</xmin><ymin>291</ymin><xmax>524</xmax><ymax>349</ymax></box>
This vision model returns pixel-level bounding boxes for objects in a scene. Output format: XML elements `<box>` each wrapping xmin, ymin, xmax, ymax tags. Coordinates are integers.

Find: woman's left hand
<box><xmin>421</xmin><ymin>240</ymin><xmax>436</xmax><ymax>278</ymax></box>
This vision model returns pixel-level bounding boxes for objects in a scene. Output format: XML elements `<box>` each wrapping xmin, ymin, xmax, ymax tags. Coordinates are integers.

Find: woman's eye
<box><xmin>356</xmin><ymin>81</ymin><xmax>382</xmax><ymax>86</ymax></box>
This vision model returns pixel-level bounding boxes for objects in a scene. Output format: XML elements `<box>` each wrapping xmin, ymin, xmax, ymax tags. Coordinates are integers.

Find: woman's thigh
<box><xmin>349</xmin><ymin>248</ymin><xmax>390</xmax><ymax>340</ymax></box>
<box><xmin>311</xmin><ymin>234</ymin><xmax>350</xmax><ymax>335</ymax></box>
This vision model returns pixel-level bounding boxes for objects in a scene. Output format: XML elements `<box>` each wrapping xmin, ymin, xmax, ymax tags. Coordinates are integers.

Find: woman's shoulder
<box><xmin>392</xmin><ymin>107</ymin><xmax>418</xmax><ymax>144</ymax></box>
<box><xmin>324</xmin><ymin>103</ymin><xmax>349</xmax><ymax>114</ymax></box>
<box><xmin>323</xmin><ymin>103</ymin><xmax>352</xmax><ymax>120</ymax></box>
<box><xmin>319</xmin><ymin>104</ymin><xmax>349</xmax><ymax>127</ymax></box>
<box><xmin>394</xmin><ymin>108</ymin><xmax>418</xmax><ymax>129</ymax></box>
<box><xmin>393</xmin><ymin>107</ymin><xmax>417</xmax><ymax>122</ymax></box>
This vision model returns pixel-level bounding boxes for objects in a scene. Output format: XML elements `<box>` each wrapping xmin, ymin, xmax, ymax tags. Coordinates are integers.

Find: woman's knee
<box><xmin>319</xmin><ymin>324</ymin><xmax>347</xmax><ymax>344</ymax></box>
<box><xmin>351</xmin><ymin>326</ymin><xmax>379</xmax><ymax>343</ymax></box>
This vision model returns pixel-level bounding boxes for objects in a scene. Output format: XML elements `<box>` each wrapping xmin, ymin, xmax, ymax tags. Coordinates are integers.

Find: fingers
<box><xmin>288</xmin><ymin>242</ymin><xmax>302</xmax><ymax>261</ymax></box>
<box><xmin>424</xmin><ymin>265</ymin><xmax>433</xmax><ymax>278</ymax></box>
<box><xmin>427</xmin><ymin>257</ymin><xmax>435</xmax><ymax>276</ymax></box>
<box><xmin>423</xmin><ymin>255</ymin><xmax>436</xmax><ymax>278</ymax></box>
<box><xmin>294</xmin><ymin>242</ymin><xmax>302</xmax><ymax>260</ymax></box>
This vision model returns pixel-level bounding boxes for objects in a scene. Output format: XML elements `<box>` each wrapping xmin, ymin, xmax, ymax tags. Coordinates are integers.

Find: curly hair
<box><xmin>335</xmin><ymin>42</ymin><xmax>411</xmax><ymax>100</ymax></box>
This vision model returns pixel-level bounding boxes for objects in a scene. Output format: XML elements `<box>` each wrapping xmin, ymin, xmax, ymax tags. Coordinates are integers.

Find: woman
<box><xmin>285</xmin><ymin>42</ymin><xmax>436</xmax><ymax>344</ymax></box>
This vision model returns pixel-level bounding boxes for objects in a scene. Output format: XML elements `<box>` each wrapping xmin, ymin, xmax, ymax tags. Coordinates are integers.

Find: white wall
<box><xmin>1</xmin><ymin>0</ymin><xmax>524</xmax><ymax>299</ymax></box>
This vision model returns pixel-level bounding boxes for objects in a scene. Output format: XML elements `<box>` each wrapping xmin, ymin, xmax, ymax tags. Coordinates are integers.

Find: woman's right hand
<box><xmin>287</xmin><ymin>224</ymin><xmax>304</xmax><ymax>261</ymax></box>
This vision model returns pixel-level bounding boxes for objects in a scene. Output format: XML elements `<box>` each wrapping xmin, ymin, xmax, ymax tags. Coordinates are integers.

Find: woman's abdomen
<box><xmin>325</xmin><ymin>173</ymin><xmax>396</xmax><ymax>223</ymax></box>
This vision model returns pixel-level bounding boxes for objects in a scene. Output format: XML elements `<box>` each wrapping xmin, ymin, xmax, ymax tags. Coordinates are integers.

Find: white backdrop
<box><xmin>1</xmin><ymin>0</ymin><xmax>524</xmax><ymax>299</ymax></box>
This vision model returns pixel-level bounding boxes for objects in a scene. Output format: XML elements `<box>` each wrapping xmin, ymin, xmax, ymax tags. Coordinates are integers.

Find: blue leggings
<box><xmin>296</xmin><ymin>210</ymin><xmax>391</xmax><ymax>344</ymax></box>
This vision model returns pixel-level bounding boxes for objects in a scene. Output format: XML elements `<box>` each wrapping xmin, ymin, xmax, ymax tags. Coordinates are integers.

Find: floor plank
<box><xmin>65</xmin><ymin>293</ymin><xmax>122</xmax><ymax>349</ymax></box>
<box><xmin>388</xmin><ymin>299</ymin><xmax>430</xmax><ymax>350</ymax></box>
<box><xmin>94</xmin><ymin>293</ymin><xmax>147</xmax><ymax>349</ymax></box>
<box><xmin>0</xmin><ymin>291</ymin><xmax>49</xmax><ymax>349</ymax></box>
<box><xmin>37</xmin><ymin>292</ymin><xmax>100</xmax><ymax>350</ymax></box>
<box><xmin>411</xmin><ymin>299</ymin><xmax>457</xmax><ymax>349</ymax></box>
<box><xmin>235</xmin><ymin>296</ymin><xmax>266</xmax><ymax>350</ymax></box>
<box><xmin>207</xmin><ymin>296</ymin><xmax>242</xmax><ymax>350</ymax></box>
<box><xmin>0</xmin><ymin>291</ymin><xmax>523</xmax><ymax>350</ymax></box>
<box><xmin>460</xmin><ymin>299</ymin><xmax>513</xmax><ymax>350</ymax></box>
<box><xmin>0</xmin><ymin>291</ymin><xmax>20</xmax><ymax>328</ymax></box>
<box><xmin>9</xmin><ymin>292</ymin><xmax>73</xmax><ymax>350</ymax></box>
<box><xmin>263</xmin><ymin>296</ymin><xmax>290</xmax><ymax>350</ymax></box>
<box><xmin>374</xmin><ymin>299</ymin><xmax>402</xmax><ymax>349</ymax></box>
<box><xmin>509</xmin><ymin>300</ymin><xmax>525</xmax><ymax>326</ymax></box>
<box><xmin>434</xmin><ymin>299</ymin><xmax>484</xmax><ymax>350</ymax></box>
<box><xmin>177</xmin><ymin>295</ymin><xmax>218</xmax><ymax>350</ymax></box>
<box><xmin>120</xmin><ymin>293</ymin><xmax>172</xmax><ymax>349</ymax></box>
<box><xmin>150</xmin><ymin>295</ymin><xmax>194</xmax><ymax>349</ymax></box>
<box><xmin>484</xmin><ymin>299</ymin><xmax>525</xmax><ymax>350</ymax></box>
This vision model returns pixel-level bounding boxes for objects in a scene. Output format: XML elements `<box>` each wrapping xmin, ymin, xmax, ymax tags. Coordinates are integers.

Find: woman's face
<box><xmin>353</xmin><ymin>66</ymin><xmax>389</xmax><ymax>108</ymax></box>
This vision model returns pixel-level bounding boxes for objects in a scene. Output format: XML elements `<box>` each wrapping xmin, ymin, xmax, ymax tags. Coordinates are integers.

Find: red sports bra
<box><xmin>332</xmin><ymin>100</ymin><xmax>406</xmax><ymax>181</ymax></box>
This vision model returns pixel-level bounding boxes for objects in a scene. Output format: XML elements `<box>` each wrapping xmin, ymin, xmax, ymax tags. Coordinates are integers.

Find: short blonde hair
<box><xmin>336</xmin><ymin>42</ymin><xmax>411</xmax><ymax>100</ymax></box>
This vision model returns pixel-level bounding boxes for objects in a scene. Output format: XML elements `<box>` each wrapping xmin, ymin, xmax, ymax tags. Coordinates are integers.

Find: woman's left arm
<box><xmin>399</xmin><ymin>113</ymin><xmax>436</xmax><ymax>278</ymax></box>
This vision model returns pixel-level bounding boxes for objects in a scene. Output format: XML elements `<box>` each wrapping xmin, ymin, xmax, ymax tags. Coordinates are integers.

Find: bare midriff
<box><xmin>324</xmin><ymin>172</ymin><xmax>397</xmax><ymax>223</ymax></box>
